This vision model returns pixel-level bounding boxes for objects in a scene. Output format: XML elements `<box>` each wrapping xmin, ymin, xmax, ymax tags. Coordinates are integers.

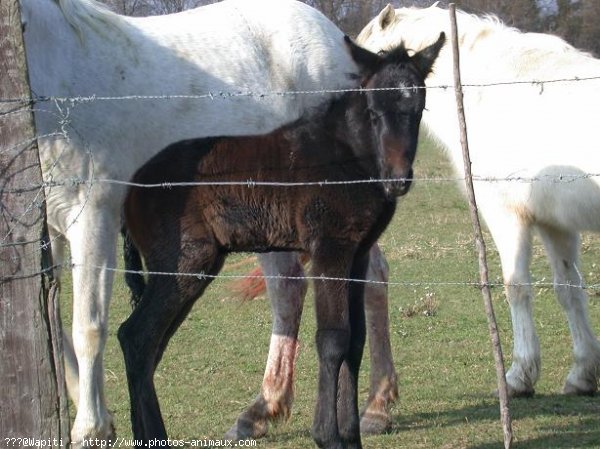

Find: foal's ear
<box><xmin>344</xmin><ymin>35</ymin><xmax>382</xmax><ymax>76</ymax></box>
<box><xmin>412</xmin><ymin>32</ymin><xmax>446</xmax><ymax>77</ymax></box>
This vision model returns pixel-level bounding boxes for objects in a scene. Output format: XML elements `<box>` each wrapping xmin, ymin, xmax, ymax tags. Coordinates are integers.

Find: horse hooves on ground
<box><xmin>71</xmin><ymin>422</ymin><xmax>116</xmax><ymax>449</ymax></box>
<box><xmin>563</xmin><ymin>381</ymin><xmax>597</xmax><ymax>396</ymax></box>
<box><xmin>359</xmin><ymin>410</ymin><xmax>392</xmax><ymax>435</ymax></box>
<box><xmin>224</xmin><ymin>417</ymin><xmax>268</xmax><ymax>440</ymax></box>
<box><xmin>493</xmin><ymin>386</ymin><xmax>535</xmax><ymax>399</ymax></box>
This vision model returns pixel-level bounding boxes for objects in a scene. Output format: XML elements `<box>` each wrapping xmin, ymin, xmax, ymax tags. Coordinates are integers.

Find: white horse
<box><xmin>20</xmin><ymin>0</ymin><xmax>361</xmax><ymax>445</ymax></box>
<box><xmin>356</xmin><ymin>4</ymin><xmax>600</xmax><ymax>397</ymax></box>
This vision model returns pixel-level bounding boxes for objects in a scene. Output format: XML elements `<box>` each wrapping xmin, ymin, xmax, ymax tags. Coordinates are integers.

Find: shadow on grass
<box><xmin>469</xmin><ymin>417</ymin><xmax>600</xmax><ymax>449</ymax></box>
<box><xmin>386</xmin><ymin>393</ymin><xmax>600</xmax><ymax>448</ymax></box>
<box><xmin>257</xmin><ymin>394</ymin><xmax>599</xmax><ymax>447</ymax></box>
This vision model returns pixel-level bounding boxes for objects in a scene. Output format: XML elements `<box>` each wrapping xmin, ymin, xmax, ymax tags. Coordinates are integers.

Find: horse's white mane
<box><xmin>358</xmin><ymin>4</ymin><xmax>592</xmax><ymax>64</ymax></box>
<box><xmin>359</xmin><ymin>5</ymin><xmax>511</xmax><ymax>51</ymax></box>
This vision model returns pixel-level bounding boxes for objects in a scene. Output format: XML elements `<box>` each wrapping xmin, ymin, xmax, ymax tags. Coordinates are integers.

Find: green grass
<box><xmin>61</xmin><ymin>137</ymin><xmax>600</xmax><ymax>448</ymax></box>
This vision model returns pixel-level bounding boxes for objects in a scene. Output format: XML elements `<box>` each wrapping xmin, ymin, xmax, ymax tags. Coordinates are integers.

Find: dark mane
<box><xmin>380</xmin><ymin>43</ymin><xmax>411</xmax><ymax>63</ymax></box>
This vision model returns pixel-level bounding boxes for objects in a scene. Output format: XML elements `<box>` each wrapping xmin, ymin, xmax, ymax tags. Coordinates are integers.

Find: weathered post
<box><xmin>0</xmin><ymin>0</ymin><xmax>69</xmax><ymax>444</ymax></box>
<box><xmin>448</xmin><ymin>4</ymin><xmax>512</xmax><ymax>448</ymax></box>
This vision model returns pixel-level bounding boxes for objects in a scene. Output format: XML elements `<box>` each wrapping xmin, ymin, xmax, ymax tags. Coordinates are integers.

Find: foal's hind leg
<box><xmin>360</xmin><ymin>244</ymin><xmax>398</xmax><ymax>434</ymax></box>
<box><xmin>118</xmin><ymin>243</ymin><xmax>223</xmax><ymax>444</ymax></box>
<box><xmin>225</xmin><ymin>252</ymin><xmax>306</xmax><ymax>440</ymax></box>
<box><xmin>538</xmin><ymin>225</ymin><xmax>600</xmax><ymax>395</ymax></box>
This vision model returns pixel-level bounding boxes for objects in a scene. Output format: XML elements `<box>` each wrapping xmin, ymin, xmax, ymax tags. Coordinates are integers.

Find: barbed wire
<box><xmin>1</xmin><ymin>73</ymin><xmax>600</xmax><ymax>106</ymax></box>
<box><xmin>4</xmin><ymin>173</ymin><xmax>600</xmax><ymax>196</ymax></box>
<box><xmin>3</xmin><ymin>260</ymin><xmax>598</xmax><ymax>294</ymax></box>
<box><xmin>4</xmin><ymin>72</ymin><xmax>600</xmax><ymax>288</ymax></box>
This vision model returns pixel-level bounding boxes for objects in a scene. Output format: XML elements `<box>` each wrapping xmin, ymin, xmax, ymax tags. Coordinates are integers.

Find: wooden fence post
<box><xmin>0</xmin><ymin>0</ymin><xmax>69</xmax><ymax>445</ymax></box>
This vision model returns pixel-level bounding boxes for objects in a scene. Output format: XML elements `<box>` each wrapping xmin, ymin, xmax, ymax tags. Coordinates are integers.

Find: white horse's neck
<box><xmin>22</xmin><ymin>0</ymin><xmax>134</xmax><ymax>98</ymax></box>
<box><xmin>22</xmin><ymin>0</ymin><xmax>77</xmax><ymax>94</ymax></box>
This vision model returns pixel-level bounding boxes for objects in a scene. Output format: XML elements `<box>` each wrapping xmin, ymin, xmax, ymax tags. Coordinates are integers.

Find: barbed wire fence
<box><xmin>3</xmin><ymin>74</ymin><xmax>600</xmax><ymax>288</ymax></box>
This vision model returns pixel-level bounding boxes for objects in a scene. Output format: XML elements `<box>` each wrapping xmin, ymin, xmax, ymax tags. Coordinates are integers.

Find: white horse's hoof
<box><xmin>563</xmin><ymin>380</ymin><xmax>597</xmax><ymax>396</ymax></box>
<box><xmin>505</xmin><ymin>365</ymin><xmax>538</xmax><ymax>398</ymax></box>
<box><xmin>493</xmin><ymin>385</ymin><xmax>535</xmax><ymax>398</ymax></box>
<box><xmin>70</xmin><ymin>418</ymin><xmax>115</xmax><ymax>449</ymax></box>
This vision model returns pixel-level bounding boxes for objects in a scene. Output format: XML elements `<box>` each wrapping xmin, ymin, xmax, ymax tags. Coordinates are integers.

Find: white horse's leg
<box><xmin>360</xmin><ymin>243</ymin><xmax>398</xmax><ymax>434</ymax></box>
<box><xmin>67</xmin><ymin>206</ymin><xmax>119</xmax><ymax>447</ymax></box>
<box><xmin>486</xmin><ymin>208</ymin><xmax>539</xmax><ymax>396</ymax></box>
<box><xmin>537</xmin><ymin>225</ymin><xmax>600</xmax><ymax>395</ymax></box>
<box><xmin>225</xmin><ymin>252</ymin><xmax>306</xmax><ymax>440</ymax></box>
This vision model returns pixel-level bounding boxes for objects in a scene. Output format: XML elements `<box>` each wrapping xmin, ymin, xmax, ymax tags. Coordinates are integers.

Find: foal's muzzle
<box><xmin>384</xmin><ymin>167</ymin><xmax>413</xmax><ymax>197</ymax></box>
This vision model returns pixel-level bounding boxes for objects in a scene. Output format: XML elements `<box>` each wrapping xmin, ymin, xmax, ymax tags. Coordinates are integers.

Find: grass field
<box><xmin>61</xmin><ymin>137</ymin><xmax>600</xmax><ymax>448</ymax></box>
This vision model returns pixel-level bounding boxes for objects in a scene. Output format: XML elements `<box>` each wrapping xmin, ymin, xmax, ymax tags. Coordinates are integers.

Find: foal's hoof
<box><xmin>359</xmin><ymin>410</ymin><xmax>392</xmax><ymax>435</ymax></box>
<box><xmin>224</xmin><ymin>417</ymin><xmax>268</xmax><ymax>440</ymax></box>
<box><xmin>563</xmin><ymin>381</ymin><xmax>597</xmax><ymax>396</ymax></box>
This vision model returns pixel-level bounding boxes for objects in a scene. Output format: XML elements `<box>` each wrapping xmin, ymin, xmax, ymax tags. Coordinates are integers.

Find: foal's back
<box><xmin>125</xmin><ymin>120</ymin><xmax>387</xmax><ymax>260</ymax></box>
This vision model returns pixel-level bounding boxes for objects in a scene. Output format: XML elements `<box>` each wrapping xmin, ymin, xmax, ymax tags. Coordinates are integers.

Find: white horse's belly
<box><xmin>528</xmin><ymin>170</ymin><xmax>600</xmax><ymax>232</ymax></box>
<box><xmin>474</xmin><ymin>169</ymin><xmax>600</xmax><ymax>233</ymax></box>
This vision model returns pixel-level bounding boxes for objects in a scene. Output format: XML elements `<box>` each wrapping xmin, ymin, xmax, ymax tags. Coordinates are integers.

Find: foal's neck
<box><xmin>327</xmin><ymin>92</ymin><xmax>377</xmax><ymax>168</ymax></box>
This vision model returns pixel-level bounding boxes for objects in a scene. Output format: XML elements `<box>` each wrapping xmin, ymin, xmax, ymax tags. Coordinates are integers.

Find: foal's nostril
<box><xmin>385</xmin><ymin>167</ymin><xmax>413</xmax><ymax>197</ymax></box>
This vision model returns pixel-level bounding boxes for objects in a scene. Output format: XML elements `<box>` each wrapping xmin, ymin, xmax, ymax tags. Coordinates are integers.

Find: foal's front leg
<box><xmin>337</xmin><ymin>252</ymin><xmax>369</xmax><ymax>448</ymax></box>
<box><xmin>311</xmin><ymin>245</ymin><xmax>362</xmax><ymax>449</ymax></box>
<box><xmin>228</xmin><ymin>245</ymin><xmax>397</xmax><ymax>440</ymax></box>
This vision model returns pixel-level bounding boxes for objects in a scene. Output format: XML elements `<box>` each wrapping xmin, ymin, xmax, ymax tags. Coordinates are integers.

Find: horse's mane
<box><xmin>381</xmin><ymin>43</ymin><xmax>412</xmax><ymax>65</ymax></box>
<box><xmin>358</xmin><ymin>5</ymin><xmax>595</xmax><ymax>69</ymax></box>
<box><xmin>55</xmin><ymin>0</ymin><xmax>126</xmax><ymax>36</ymax></box>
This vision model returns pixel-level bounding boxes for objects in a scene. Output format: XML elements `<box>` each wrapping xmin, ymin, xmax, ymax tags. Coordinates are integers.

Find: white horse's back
<box><xmin>24</xmin><ymin>0</ymin><xmax>357</xmax><ymax>177</ymax></box>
